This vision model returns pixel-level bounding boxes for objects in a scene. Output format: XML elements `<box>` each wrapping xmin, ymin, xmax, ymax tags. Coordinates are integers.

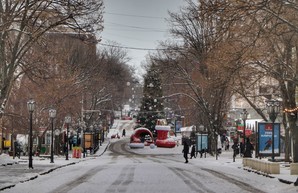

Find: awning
<box><xmin>180</xmin><ymin>125</ymin><xmax>195</xmax><ymax>132</ymax></box>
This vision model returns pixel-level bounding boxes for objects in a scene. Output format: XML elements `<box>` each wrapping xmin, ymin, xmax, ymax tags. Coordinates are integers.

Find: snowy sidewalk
<box><xmin>127</xmin><ymin>144</ymin><xmax>298</xmax><ymax>186</ymax></box>
<box><xmin>0</xmin><ymin>140</ymin><xmax>110</xmax><ymax>191</ymax></box>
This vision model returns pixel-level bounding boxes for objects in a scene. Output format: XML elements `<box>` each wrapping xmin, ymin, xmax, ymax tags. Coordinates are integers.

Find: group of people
<box><xmin>182</xmin><ymin>136</ymin><xmax>254</xmax><ymax>163</ymax></box>
<box><xmin>232</xmin><ymin>138</ymin><xmax>254</xmax><ymax>158</ymax></box>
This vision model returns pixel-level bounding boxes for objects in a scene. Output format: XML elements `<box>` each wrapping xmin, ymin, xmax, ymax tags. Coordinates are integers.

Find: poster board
<box><xmin>84</xmin><ymin>133</ymin><xmax>93</xmax><ymax>149</ymax></box>
<box><xmin>175</xmin><ymin>120</ymin><xmax>182</xmax><ymax>133</ymax></box>
<box><xmin>258</xmin><ymin>122</ymin><xmax>280</xmax><ymax>157</ymax></box>
<box><xmin>196</xmin><ymin>134</ymin><xmax>208</xmax><ymax>151</ymax></box>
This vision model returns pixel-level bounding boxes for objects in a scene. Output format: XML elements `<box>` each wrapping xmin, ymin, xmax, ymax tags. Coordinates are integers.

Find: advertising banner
<box><xmin>258</xmin><ymin>122</ymin><xmax>280</xmax><ymax>157</ymax></box>
<box><xmin>84</xmin><ymin>133</ymin><xmax>93</xmax><ymax>149</ymax></box>
<box><xmin>196</xmin><ymin>134</ymin><xmax>208</xmax><ymax>151</ymax></box>
<box><xmin>175</xmin><ymin>120</ymin><xmax>182</xmax><ymax>133</ymax></box>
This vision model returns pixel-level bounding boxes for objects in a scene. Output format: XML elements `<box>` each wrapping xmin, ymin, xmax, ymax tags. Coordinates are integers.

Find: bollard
<box><xmin>290</xmin><ymin>163</ymin><xmax>298</xmax><ymax>175</ymax></box>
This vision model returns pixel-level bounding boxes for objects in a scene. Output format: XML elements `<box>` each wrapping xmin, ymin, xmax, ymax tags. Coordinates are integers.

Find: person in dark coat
<box><xmin>182</xmin><ymin>141</ymin><xmax>189</xmax><ymax>163</ymax></box>
<box><xmin>232</xmin><ymin>140</ymin><xmax>239</xmax><ymax>154</ymax></box>
<box><xmin>244</xmin><ymin>138</ymin><xmax>254</xmax><ymax>158</ymax></box>
<box><xmin>122</xmin><ymin>129</ymin><xmax>126</xmax><ymax>137</ymax></box>
<box><xmin>240</xmin><ymin>142</ymin><xmax>245</xmax><ymax>157</ymax></box>
<box><xmin>190</xmin><ymin>145</ymin><xmax>196</xmax><ymax>159</ymax></box>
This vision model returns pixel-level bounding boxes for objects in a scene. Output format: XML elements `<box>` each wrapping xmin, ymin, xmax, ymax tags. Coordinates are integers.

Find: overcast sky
<box><xmin>101</xmin><ymin>0</ymin><xmax>188</xmax><ymax>78</ymax></box>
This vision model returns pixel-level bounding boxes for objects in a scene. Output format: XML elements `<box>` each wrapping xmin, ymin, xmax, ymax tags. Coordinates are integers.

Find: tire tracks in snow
<box><xmin>109</xmin><ymin>138</ymin><xmax>142</xmax><ymax>164</ymax></box>
<box><xmin>104</xmin><ymin>165</ymin><xmax>136</xmax><ymax>193</ymax></box>
<box><xmin>147</xmin><ymin>156</ymin><xmax>214</xmax><ymax>193</ymax></box>
<box><xmin>148</xmin><ymin>155</ymin><xmax>266</xmax><ymax>193</ymax></box>
<box><xmin>201</xmin><ymin>168</ymin><xmax>266</xmax><ymax>193</ymax></box>
<box><xmin>49</xmin><ymin>165</ymin><xmax>107</xmax><ymax>193</ymax></box>
<box><xmin>109</xmin><ymin>137</ymin><xmax>266</xmax><ymax>192</ymax></box>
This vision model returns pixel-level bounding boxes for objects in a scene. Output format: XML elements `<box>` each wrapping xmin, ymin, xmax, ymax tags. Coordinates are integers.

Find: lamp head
<box><xmin>65</xmin><ymin>115</ymin><xmax>71</xmax><ymax>124</ymax></box>
<box><xmin>27</xmin><ymin>99</ymin><xmax>35</xmax><ymax>112</ymax></box>
<box><xmin>49</xmin><ymin>109</ymin><xmax>56</xmax><ymax>118</ymax></box>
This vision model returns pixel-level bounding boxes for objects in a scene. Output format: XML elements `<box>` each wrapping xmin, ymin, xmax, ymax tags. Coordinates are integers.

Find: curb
<box><xmin>0</xmin><ymin>141</ymin><xmax>110</xmax><ymax>192</ymax></box>
<box><xmin>243</xmin><ymin>167</ymin><xmax>294</xmax><ymax>185</ymax></box>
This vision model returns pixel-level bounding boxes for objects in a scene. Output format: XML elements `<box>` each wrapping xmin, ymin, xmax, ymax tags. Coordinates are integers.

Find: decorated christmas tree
<box><xmin>137</xmin><ymin>64</ymin><xmax>164</xmax><ymax>134</ymax></box>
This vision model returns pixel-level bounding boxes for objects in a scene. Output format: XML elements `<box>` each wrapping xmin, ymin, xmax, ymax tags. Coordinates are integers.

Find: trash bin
<box><xmin>76</xmin><ymin>149</ymin><xmax>81</xmax><ymax>158</ymax></box>
<box><xmin>72</xmin><ymin>147</ymin><xmax>82</xmax><ymax>158</ymax></box>
<box><xmin>72</xmin><ymin>148</ymin><xmax>77</xmax><ymax>158</ymax></box>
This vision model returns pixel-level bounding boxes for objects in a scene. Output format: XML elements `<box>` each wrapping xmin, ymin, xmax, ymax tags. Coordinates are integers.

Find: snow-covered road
<box><xmin>1</xmin><ymin>120</ymin><xmax>297</xmax><ymax>193</ymax></box>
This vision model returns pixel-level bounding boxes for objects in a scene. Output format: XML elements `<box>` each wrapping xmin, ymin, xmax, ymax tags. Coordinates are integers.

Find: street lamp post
<box><xmin>199</xmin><ymin>125</ymin><xmax>204</xmax><ymax>158</ymax></box>
<box><xmin>83</xmin><ymin>126</ymin><xmax>86</xmax><ymax>158</ymax></box>
<box><xmin>49</xmin><ymin>109</ymin><xmax>56</xmax><ymax>163</ymax></box>
<box><xmin>241</xmin><ymin>109</ymin><xmax>248</xmax><ymax>146</ymax></box>
<box><xmin>90</xmin><ymin>125</ymin><xmax>94</xmax><ymax>154</ymax></box>
<box><xmin>65</xmin><ymin>115</ymin><xmax>71</xmax><ymax>160</ymax></box>
<box><xmin>27</xmin><ymin>99</ymin><xmax>35</xmax><ymax>169</ymax></box>
<box><xmin>266</xmin><ymin>100</ymin><xmax>280</xmax><ymax>161</ymax></box>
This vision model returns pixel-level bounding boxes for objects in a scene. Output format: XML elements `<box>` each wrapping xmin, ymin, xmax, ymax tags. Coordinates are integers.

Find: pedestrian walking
<box><xmin>190</xmin><ymin>145</ymin><xmax>196</xmax><ymax>159</ymax></box>
<box><xmin>221</xmin><ymin>135</ymin><xmax>225</xmax><ymax>148</ymax></box>
<box><xmin>232</xmin><ymin>141</ymin><xmax>239</xmax><ymax>162</ymax></box>
<box><xmin>182</xmin><ymin>141</ymin><xmax>189</xmax><ymax>163</ymax></box>
<box><xmin>240</xmin><ymin>142</ymin><xmax>245</xmax><ymax>157</ymax></box>
<box><xmin>122</xmin><ymin>129</ymin><xmax>126</xmax><ymax>137</ymax></box>
<box><xmin>225</xmin><ymin>137</ymin><xmax>230</xmax><ymax>151</ymax></box>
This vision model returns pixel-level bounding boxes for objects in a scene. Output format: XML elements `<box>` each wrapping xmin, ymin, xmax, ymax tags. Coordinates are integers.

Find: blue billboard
<box><xmin>175</xmin><ymin>120</ymin><xmax>182</xmax><ymax>133</ymax></box>
<box><xmin>258</xmin><ymin>122</ymin><xmax>280</xmax><ymax>157</ymax></box>
<box><xmin>196</xmin><ymin>134</ymin><xmax>208</xmax><ymax>151</ymax></box>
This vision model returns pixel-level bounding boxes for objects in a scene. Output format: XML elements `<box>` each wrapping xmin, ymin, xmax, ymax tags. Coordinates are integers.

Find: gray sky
<box><xmin>101</xmin><ymin>0</ymin><xmax>187</xmax><ymax>77</ymax></box>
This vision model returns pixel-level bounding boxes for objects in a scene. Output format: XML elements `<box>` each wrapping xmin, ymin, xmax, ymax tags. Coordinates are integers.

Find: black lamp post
<box><xmin>49</xmin><ymin>108</ymin><xmax>56</xmax><ymax>163</ymax></box>
<box><xmin>241</xmin><ymin>109</ymin><xmax>248</xmax><ymax>145</ymax></box>
<box><xmin>199</xmin><ymin>125</ymin><xmax>204</xmax><ymax>158</ymax></box>
<box><xmin>266</xmin><ymin>100</ymin><xmax>280</xmax><ymax>161</ymax></box>
<box><xmin>90</xmin><ymin>125</ymin><xmax>94</xmax><ymax>154</ymax></box>
<box><xmin>27</xmin><ymin>99</ymin><xmax>35</xmax><ymax>169</ymax></box>
<box><xmin>65</xmin><ymin>115</ymin><xmax>71</xmax><ymax>160</ymax></box>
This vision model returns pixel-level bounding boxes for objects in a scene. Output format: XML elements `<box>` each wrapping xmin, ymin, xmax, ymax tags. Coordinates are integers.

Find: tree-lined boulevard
<box><xmin>0</xmin><ymin>120</ymin><xmax>296</xmax><ymax>193</ymax></box>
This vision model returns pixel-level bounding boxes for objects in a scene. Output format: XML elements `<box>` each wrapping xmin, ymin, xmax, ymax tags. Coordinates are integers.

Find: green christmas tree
<box><xmin>137</xmin><ymin>64</ymin><xmax>164</xmax><ymax>134</ymax></box>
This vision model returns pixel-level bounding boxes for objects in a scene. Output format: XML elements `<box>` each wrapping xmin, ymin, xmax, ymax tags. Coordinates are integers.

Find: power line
<box><xmin>99</xmin><ymin>43</ymin><xmax>165</xmax><ymax>51</ymax></box>
<box><xmin>99</xmin><ymin>42</ymin><xmax>183</xmax><ymax>51</ymax></box>
<box><xmin>105</xmin><ymin>26</ymin><xmax>166</xmax><ymax>33</ymax></box>
<box><xmin>105</xmin><ymin>22</ymin><xmax>167</xmax><ymax>32</ymax></box>
<box><xmin>103</xmin><ymin>32</ymin><xmax>153</xmax><ymax>42</ymax></box>
<box><xmin>105</xmin><ymin>12</ymin><xmax>164</xmax><ymax>19</ymax></box>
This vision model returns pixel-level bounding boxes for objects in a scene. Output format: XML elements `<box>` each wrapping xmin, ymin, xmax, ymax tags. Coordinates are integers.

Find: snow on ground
<box><xmin>0</xmin><ymin>119</ymin><xmax>298</xmax><ymax>193</ymax></box>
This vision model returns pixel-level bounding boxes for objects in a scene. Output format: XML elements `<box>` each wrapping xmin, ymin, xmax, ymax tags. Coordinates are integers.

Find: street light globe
<box><xmin>240</xmin><ymin>109</ymin><xmax>248</xmax><ymax>120</ymax></box>
<box><xmin>27</xmin><ymin>99</ymin><xmax>35</xmax><ymax>112</ymax></box>
<box><xmin>199</xmin><ymin>125</ymin><xmax>204</xmax><ymax>131</ymax></box>
<box><xmin>55</xmin><ymin>129</ymin><xmax>60</xmax><ymax>136</ymax></box>
<box><xmin>147</xmin><ymin>83</ymin><xmax>154</xmax><ymax>88</ymax></box>
<box><xmin>49</xmin><ymin>109</ymin><xmax>56</xmax><ymax>118</ymax></box>
<box><xmin>65</xmin><ymin>115</ymin><xmax>71</xmax><ymax>124</ymax></box>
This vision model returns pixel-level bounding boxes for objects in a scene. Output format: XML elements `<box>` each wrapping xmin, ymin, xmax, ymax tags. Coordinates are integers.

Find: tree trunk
<box><xmin>288</xmin><ymin>113</ymin><xmax>298</xmax><ymax>162</ymax></box>
<box><xmin>285</xmin><ymin>127</ymin><xmax>290</xmax><ymax>162</ymax></box>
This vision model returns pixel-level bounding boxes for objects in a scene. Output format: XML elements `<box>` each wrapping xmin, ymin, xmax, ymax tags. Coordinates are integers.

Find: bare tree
<box><xmin>0</xmin><ymin>0</ymin><xmax>104</xmax><ymax>113</ymax></box>
<box><xmin>150</xmin><ymin>1</ymin><xmax>235</xmax><ymax>156</ymax></box>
